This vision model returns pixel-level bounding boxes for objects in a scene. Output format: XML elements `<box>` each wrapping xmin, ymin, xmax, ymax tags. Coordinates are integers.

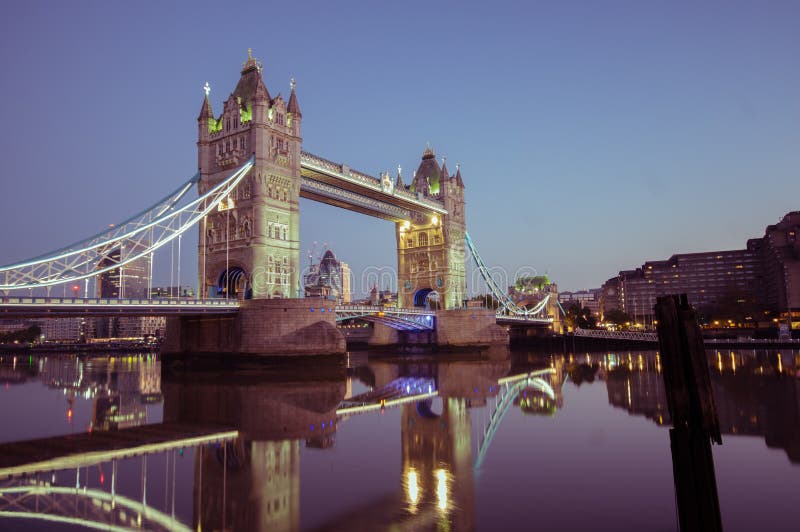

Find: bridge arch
<box><xmin>413</xmin><ymin>288</ymin><xmax>440</xmax><ymax>309</ymax></box>
<box><xmin>217</xmin><ymin>266</ymin><xmax>251</xmax><ymax>299</ymax></box>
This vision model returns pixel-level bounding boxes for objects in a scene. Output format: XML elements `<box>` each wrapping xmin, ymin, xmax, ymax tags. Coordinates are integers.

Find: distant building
<box><xmin>96</xmin><ymin>243</ymin><xmax>151</xmax><ymax>299</ymax></box>
<box><xmin>559</xmin><ymin>289</ymin><xmax>601</xmax><ymax>316</ymax></box>
<box><xmin>599</xmin><ymin>277</ymin><xmax>622</xmax><ymax>319</ymax></box>
<box><xmin>0</xmin><ymin>320</ymin><xmax>28</xmax><ymax>335</ymax></box>
<box><xmin>150</xmin><ymin>285</ymin><xmax>195</xmax><ymax>298</ymax></box>
<box><xmin>91</xmin><ymin>316</ymin><xmax>165</xmax><ymax>340</ymax></box>
<box><xmin>304</xmin><ymin>249</ymin><xmax>348</xmax><ymax>303</ymax></box>
<box><xmin>601</xmin><ymin>211</ymin><xmax>800</xmax><ymax>326</ymax></box>
<box><xmin>369</xmin><ymin>284</ymin><xmax>379</xmax><ymax>306</ymax></box>
<box><xmin>36</xmin><ymin>318</ymin><xmax>85</xmax><ymax>342</ymax></box>
<box><xmin>341</xmin><ymin>262</ymin><xmax>351</xmax><ymax>304</ymax></box>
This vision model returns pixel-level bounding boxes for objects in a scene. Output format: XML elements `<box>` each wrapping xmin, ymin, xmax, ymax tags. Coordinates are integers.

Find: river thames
<box><xmin>0</xmin><ymin>348</ymin><xmax>798</xmax><ymax>531</ymax></box>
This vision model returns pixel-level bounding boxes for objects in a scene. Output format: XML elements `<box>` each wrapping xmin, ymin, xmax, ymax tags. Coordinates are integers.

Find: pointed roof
<box><xmin>198</xmin><ymin>96</ymin><xmax>213</xmax><ymax>121</ymax></box>
<box><xmin>395</xmin><ymin>165</ymin><xmax>404</xmax><ymax>189</ymax></box>
<box><xmin>287</xmin><ymin>78</ymin><xmax>302</xmax><ymax>117</ymax></box>
<box><xmin>440</xmin><ymin>156</ymin><xmax>449</xmax><ymax>180</ymax></box>
<box><xmin>412</xmin><ymin>144</ymin><xmax>442</xmax><ymax>195</ymax></box>
<box><xmin>232</xmin><ymin>50</ymin><xmax>268</xmax><ymax>108</ymax></box>
<box><xmin>254</xmin><ymin>76</ymin><xmax>271</xmax><ymax>103</ymax></box>
<box><xmin>455</xmin><ymin>163</ymin><xmax>464</xmax><ymax>187</ymax></box>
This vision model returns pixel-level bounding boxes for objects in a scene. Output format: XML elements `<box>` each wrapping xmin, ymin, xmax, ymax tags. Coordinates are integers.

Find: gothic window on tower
<box><xmin>418</xmin><ymin>232</ymin><xmax>429</xmax><ymax>247</ymax></box>
<box><xmin>267</xmin><ymin>256</ymin><xmax>274</xmax><ymax>284</ymax></box>
<box><xmin>407</xmin><ymin>239</ymin><xmax>414</xmax><ymax>248</ymax></box>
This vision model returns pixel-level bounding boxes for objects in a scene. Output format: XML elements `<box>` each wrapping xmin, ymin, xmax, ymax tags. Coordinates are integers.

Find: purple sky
<box><xmin>0</xmin><ymin>1</ymin><xmax>798</xmax><ymax>295</ymax></box>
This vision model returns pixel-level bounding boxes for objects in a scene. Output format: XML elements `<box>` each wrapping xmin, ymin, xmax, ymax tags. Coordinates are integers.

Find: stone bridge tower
<box><xmin>397</xmin><ymin>146</ymin><xmax>467</xmax><ymax>309</ymax></box>
<box><xmin>197</xmin><ymin>51</ymin><xmax>302</xmax><ymax>299</ymax></box>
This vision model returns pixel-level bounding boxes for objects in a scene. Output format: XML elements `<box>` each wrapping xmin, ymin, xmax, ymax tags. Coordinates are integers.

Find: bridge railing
<box><xmin>0</xmin><ymin>296</ymin><xmax>240</xmax><ymax>308</ymax></box>
<box><xmin>496</xmin><ymin>314</ymin><xmax>553</xmax><ymax>323</ymax></box>
<box><xmin>335</xmin><ymin>304</ymin><xmax>434</xmax><ymax>316</ymax></box>
<box><xmin>573</xmin><ymin>327</ymin><xmax>659</xmax><ymax>342</ymax></box>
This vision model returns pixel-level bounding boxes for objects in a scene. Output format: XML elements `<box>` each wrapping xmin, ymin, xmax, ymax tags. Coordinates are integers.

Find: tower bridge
<box><xmin>0</xmin><ymin>51</ymin><xmax>555</xmax><ymax>354</ymax></box>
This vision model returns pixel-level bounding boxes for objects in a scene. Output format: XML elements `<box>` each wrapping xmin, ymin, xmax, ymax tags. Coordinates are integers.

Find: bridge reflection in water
<box><xmin>1</xmin><ymin>349</ymin><xmax>797</xmax><ymax>530</ymax></box>
<box><xmin>159</xmin><ymin>354</ymin><xmax>558</xmax><ymax>531</ymax></box>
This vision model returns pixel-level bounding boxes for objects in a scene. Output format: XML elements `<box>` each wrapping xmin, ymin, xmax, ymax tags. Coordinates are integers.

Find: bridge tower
<box><xmin>397</xmin><ymin>146</ymin><xmax>467</xmax><ymax>309</ymax></box>
<box><xmin>197</xmin><ymin>50</ymin><xmax>302</xmax><ymax>299</ymax></box>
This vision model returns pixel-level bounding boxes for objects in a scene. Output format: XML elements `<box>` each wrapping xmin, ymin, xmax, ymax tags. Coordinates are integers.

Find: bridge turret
<box><xmin>197</xmin><ymin>90</ymin><xmax>214</xmax><ymax>171</ymax></box>
<box><xmin>453</xmin><ymin>163</ymin><xmax>464</xmax><ymax>188</ymax></box>
<box><xmin>397</xmin><ymin>146</ymin><xmax>467</xmax><ymax>309</ymax></box>
<box><xmin>395</xmin><ymin>164</ymin><xmax>405</xmax><ymax>189</ymax></box>
<box><xmin>197</xmin><ymin>50</ymin><xmax>302</xmax><ymax>300</ymax></box>
<box><xmin>287</xmin><ymin>78</ymin><xmax>302</xmax><ymax>137</ymax></box>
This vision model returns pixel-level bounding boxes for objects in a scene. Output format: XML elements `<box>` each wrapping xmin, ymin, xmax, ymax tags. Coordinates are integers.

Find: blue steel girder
<box><xmin>335</xmin><ymin>306</ymin><xmax>435</xmax><ymax>331</ymax></box>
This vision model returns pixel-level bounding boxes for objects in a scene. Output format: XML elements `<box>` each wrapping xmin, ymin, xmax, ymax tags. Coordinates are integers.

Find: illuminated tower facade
<box><xmin>396</xmin><ymin>146</ymin><xmax>467</xmax><ymax>309</ymax></box>
<box><xmin>197</xmin><ymin>50</ymin><xmax>302</xmax><ymax>299</ymax></box>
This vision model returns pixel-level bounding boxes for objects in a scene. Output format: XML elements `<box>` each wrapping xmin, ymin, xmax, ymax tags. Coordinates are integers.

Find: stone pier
<box><xmin>162</xmin><ymin>298</ymin><xmax>346</xmax><ymax>356</ymax></box>
<box><xmin>342</xmin><ymin>308</ymin><xmax>508</xmax><ymax>349</ymax></box>
<box><xmin>435</xmin><ymin>308</ymin><xmax>509</xmax><ymax>347</ymax></box>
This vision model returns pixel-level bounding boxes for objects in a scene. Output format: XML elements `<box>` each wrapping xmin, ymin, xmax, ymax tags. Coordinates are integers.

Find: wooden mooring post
<box><xmin>655</xmin><ymin>294</ymin><xmax>723</xmax><ymax>532</ymax></box>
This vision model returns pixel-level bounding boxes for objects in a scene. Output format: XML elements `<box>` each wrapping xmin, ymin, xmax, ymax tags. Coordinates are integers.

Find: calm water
<box><xmin>0</xmin><ymin>348</ymin><xmax>798</xmax><ymax>531</ymax></box>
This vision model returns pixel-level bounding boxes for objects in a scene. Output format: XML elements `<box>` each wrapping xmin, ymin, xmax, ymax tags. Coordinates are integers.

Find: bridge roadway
<box><xmin>0</xmin><ymin>296</ymin><xmax>239</xmax><ymax>318</ymax></box>
<box><xmin>0</xmin><ymin>297</ymin><xmax>551</xmax><ymax>330</ymax></box>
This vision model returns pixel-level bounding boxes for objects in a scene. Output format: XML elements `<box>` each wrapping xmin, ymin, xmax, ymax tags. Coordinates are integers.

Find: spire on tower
<box><xmin>455</xmin><ymin>163</ymin><xmax>464</xmax><ymax>187</ymax></box>
<box><xmin>422</xmin><ymin>141</ymin><xmax>435</xmax><ymax>160</ymax></box>
<box><xmin>441</xmin><ymin>155</ymin><xmax>449</xmax><ymax>179</ymax></box>
<box><xmin>241</xmin><ymin>48</ymin><xmax>262</xmax><ymax>74</ymax></box>
<box><xmin>287</xmin><ymin>77</ymin><xmax>302</xmax><ymax>117</ymax></box>
<box><xmin>198</xmin><ymin>84</ymin><xmax>213</xmax><ymax>121</ymax></box>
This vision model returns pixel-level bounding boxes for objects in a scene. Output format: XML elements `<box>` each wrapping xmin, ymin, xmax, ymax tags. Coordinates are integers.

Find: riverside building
<box><xmin>601</xmin><ymin>211</ymin><xmax>800</xmax><ymax>327</ymax></box>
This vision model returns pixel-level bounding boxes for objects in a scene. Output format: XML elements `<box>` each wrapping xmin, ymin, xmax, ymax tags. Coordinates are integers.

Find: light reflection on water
<box><xmin>0</xmin><ymin>348</ymin><xmax>797</xmax><ymax>531</ymax></box>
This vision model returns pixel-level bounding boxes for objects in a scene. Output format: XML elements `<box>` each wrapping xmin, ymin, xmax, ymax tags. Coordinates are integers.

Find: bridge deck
<box><xmin>0</xmin><ymin>422</ymin><xmax>238</xmax><ymax>478</ymax></box>
<box><xmin>0</xmin><ymin>297</ymin><xmax>240</xmax><ymax>318</ymax></box>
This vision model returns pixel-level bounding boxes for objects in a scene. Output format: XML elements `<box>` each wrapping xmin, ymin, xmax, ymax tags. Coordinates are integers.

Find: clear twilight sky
<box><xmin>0</xmin><ymin>1</ymin><xmax>798</xmax><ymax>296</ymax></box>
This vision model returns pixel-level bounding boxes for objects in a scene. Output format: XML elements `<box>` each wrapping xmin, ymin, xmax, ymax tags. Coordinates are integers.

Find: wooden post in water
<box><xmin>655</xmin><ymin>294</ymin><xmax>723</xmax><ymax>532</ymax></box>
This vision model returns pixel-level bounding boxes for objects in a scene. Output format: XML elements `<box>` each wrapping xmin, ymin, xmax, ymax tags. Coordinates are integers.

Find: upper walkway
<box><xmin>300</xmin><ymin>151</ymin><xmax>447</xmax><ymax>222</ymax></box>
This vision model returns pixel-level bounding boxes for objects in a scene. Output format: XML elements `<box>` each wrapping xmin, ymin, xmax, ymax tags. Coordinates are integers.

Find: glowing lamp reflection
<box><xmin>435</xmin><ymin>468</ymin><xmax>449</xmax><ymax>511</ymax></box>
<box><xmin>406</xmin><ymin>469</ymin><xmax>420</xmax><ymax>510</ymax></box>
